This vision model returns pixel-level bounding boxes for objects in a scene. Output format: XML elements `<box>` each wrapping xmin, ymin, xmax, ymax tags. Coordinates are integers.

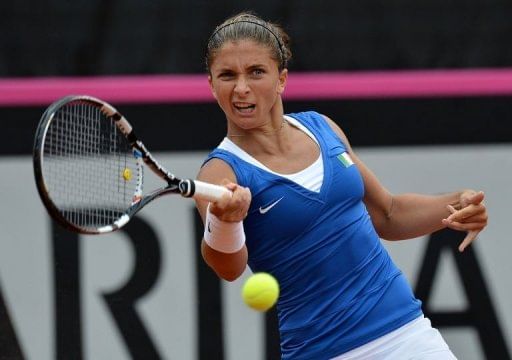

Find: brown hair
<box><xmin>206</xmin><ymin>12</ymin><xmax>292</xmax><ymax>72</ymax></box>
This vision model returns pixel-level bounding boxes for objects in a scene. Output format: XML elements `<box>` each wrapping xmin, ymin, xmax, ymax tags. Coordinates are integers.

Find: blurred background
<box><xmin>1</xmin><ymin>1</ymin><xmax>511</xmax><ymax>359</ymax></box>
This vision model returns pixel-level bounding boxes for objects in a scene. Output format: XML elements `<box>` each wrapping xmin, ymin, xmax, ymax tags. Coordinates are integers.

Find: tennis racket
<box><xmin>33</xmin><ymin>95</ymin><xmax>230</xmax><ymax>234</ymax></box>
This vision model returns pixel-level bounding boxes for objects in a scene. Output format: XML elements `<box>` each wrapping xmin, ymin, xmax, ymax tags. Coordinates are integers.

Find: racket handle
<box><xmin>179</xmin><ymin>179</ymin><xmax>232</xmax><ymax>202</ymax></box>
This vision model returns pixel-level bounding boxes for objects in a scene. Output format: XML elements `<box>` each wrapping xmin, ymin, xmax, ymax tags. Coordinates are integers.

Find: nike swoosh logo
<box><xmin>207</xmin><ymin>221</ymin><xmax>211</xmax><ymax>233</ymax></box>
<box><xmin>259</xmin><ymin>197</ymin><xmax>284</xmax><ymax>214</ymax></box>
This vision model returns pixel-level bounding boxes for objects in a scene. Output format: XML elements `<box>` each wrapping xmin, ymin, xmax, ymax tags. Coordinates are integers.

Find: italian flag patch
<box><xmin>337</xmin><ymin>152</ymin><xmax>354</xmax><ymax>167</ymax></box>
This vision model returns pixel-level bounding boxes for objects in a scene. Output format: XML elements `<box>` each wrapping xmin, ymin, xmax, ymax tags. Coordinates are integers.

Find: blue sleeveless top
<box><xmin>204</xmin><ymin>111</ymin><xmax>422</xmax><ymax>359</ymax></box>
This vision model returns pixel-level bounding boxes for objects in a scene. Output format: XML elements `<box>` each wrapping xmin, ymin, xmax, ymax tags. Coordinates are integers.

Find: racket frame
<box><xmin>33</xmin><ymin>95</ymin><xmax>230</xmax><ymax>234</ymax></box>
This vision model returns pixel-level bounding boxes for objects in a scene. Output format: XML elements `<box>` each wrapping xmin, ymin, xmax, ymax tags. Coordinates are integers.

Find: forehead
<box><xmin>211</xmin><ymin>39</ymin><xmax>276</xmax><ymax>68</ymax></box>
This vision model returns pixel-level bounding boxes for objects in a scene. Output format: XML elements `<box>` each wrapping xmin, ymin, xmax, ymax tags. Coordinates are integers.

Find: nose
<box><xmin>234</xmin><ymin>76</ymin><xmax>250</xmax><ymax>95</ymax></box>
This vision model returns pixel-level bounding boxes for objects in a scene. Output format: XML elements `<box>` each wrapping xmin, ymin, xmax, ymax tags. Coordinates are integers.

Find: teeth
<box><xmin>234</xmin><ymin>103</ymin><xmax>255</xmax><ymax>113</ymax></box>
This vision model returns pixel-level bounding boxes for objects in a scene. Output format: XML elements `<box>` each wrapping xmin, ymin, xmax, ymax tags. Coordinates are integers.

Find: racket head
<box><xmin>33</xmin><ymin>95</ymin><xmax>143</xmax><ymax>234</ymax></box>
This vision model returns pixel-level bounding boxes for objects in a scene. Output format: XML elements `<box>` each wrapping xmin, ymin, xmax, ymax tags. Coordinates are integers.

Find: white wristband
<box><xmin>203</xmin><ymin>204</ymin><xmax>246</xmax><ymax>253</ymax></box>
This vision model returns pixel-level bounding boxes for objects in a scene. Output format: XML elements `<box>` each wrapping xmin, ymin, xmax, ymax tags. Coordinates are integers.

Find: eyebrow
<box><xmin>247</xmin><ymin>64</ymin><xmax>267</xmax><ymax>71</ymax></box>
<box><xmin>214</xmin><ymin>63</ymin><xmax>268</xmax><ymax>74</ymax></box>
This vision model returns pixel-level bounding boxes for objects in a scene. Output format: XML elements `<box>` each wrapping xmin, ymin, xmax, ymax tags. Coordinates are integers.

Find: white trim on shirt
<box><xmin>218</xmin><ymin>116</ymin><xmax>324</xmax><ymax>192</ymax></box>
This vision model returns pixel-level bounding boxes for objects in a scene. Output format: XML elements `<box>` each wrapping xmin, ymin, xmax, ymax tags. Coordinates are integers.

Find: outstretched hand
<box><xmin>442</xmin><ymin>190</ymin><xmax>488</xmax><ymax>252</ymax></box>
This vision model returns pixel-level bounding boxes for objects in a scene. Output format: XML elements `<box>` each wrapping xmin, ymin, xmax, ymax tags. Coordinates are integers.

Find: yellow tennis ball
<box><xmin>122</xmin><ymin>168</ymin><xmax>132</xmax><ymax>181</ymax></box>
<box><xmin>242</xmin><ymin>272</ymin><xmax>279</xmax><ymax>312</ymax></box>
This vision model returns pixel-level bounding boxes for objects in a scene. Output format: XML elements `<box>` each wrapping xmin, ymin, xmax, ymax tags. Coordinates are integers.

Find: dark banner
<box><xmin>2</xmin><ymin>96</ymin><xmax>512</xmax><ymax>156</ymax></box>
<box><xmin>2</xmin><ymin>1</ymin><xmax>512</xmax><ymax>76</ymax></box>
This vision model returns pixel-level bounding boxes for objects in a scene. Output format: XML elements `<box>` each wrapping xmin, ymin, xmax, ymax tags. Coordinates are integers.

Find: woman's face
<box><xmin>208</xmin><ymin>39</ymin><xmax>287</xmax><ymax>132</ymax></box>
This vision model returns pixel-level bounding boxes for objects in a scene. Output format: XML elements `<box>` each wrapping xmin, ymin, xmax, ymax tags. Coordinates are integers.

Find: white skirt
<box><xmin>331</xmin><ymin>316</ymin><xmax>457</xmax><ymax>360</ymax></box>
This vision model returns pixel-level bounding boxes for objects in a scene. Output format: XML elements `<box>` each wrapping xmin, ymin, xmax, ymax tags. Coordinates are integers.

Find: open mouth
<box><xmin>233</xmin><ymin>102</ymin><xmax>255</xmax><ymax>113</ymax></box>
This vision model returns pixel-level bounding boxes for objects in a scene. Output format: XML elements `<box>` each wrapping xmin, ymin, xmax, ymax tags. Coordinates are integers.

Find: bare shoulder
<box><xmin>197</xmin><ymin>157</ymin><xmax>238</xmax><ymax>185</ymax></box>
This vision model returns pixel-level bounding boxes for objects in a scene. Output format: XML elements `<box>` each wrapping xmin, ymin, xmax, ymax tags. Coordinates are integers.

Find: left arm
<box><xmin>324</xmin><ymin>116</ymin><xmax>488</xmax><ymax>251</ymax></box>
<box><xmin>358</xmin><ymin>155</ymin><xmax>486</xmax><ymax>251</ymax></box>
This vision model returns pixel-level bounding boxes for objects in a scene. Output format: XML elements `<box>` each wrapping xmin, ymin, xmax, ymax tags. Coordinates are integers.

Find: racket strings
<box><xmin>42</xmin><ymin>102</ymin><xmax>140</xmax><ymax>230</ymax></box>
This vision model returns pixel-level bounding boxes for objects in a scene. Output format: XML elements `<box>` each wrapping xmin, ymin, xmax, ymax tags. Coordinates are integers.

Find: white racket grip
<box><xmin>187</xmin><ymin>180</ymin><xmax>232</xmax><ymax>202</ymax></box>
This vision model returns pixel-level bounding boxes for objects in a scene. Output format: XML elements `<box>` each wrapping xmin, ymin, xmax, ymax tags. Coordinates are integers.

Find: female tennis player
<box><xmin>195</xmin><ymin>12</ymin><xmax>488</xmax><ymax>360</ymax></box>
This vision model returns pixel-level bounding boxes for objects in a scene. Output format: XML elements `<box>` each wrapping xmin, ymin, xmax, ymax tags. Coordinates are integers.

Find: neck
<box><xmin>227</xmin><ymin>118</ymin><xmax>287</xmax><ymax>138</ymax></box>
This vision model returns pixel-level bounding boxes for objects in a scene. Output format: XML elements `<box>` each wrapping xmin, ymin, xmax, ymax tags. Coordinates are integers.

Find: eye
<box><xmin>217</xmin><ymin>71</ymin><xmax>235</xmax><ymax>80</ymax></box>
<box><xmin>251</xmin><ymin>68</ymin><xmax>265</xmax><ymax>77</ymax></box>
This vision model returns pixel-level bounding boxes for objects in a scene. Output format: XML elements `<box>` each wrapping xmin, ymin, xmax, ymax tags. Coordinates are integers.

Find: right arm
<box><xmin>195</xmin><ymin>158</ymin><xmax>251</xmax><ymax>281</ymax></box>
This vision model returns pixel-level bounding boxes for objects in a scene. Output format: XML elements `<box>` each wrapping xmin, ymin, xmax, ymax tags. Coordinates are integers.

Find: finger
<box><xmin>442</xmin><ymin>219</ymin><xmax>487</xmax><ymax>231</ymax></box>
<box><xmin>224</xmin><ymin>182</ymin><xmax>238</xmax><ymax>191</ymax></box>
<box><xmin>456</xmin><ymin>213</ymin><xmax>488</xmax><ymax>224</ymax></box>
<box><xmin>241</xmin><ymin>187</ymin><xmax>252</xmax><ymax>203</ymax></box>
<box><xmin>446</xmin><ymin>204</ymin><xmax>485</xmax><ymax>222</ymax></box>
<box><xmin>447</xmin><ymin>204</ymin><xmax>457</xmax><ymax>214</ymax></box>
<box><xmin>445</xmin><ymin>211</ymin><xmax>488</xmax><ymax>226</ymax></box>
<box><xmin>209</xmin><ymin>197</ymin><xmax>230</xmax><ymax>212</ymax></box>
<box><xmin>227</xmin><ymin>186</ymin><xmax>251</xmax><ymax>218</ymax></box>
<box><xmin>210</xmin><ymin>184</ymin><xmax>239</xmax><ymax>208</ymax></box>
<box><xmin>465</xmin><ymin>191</ymin><xmax>485</xmax><ymax>205</ymax></box>
<box><xmin>458</xmin><ymin>230</ymin><xmax>479</xmax><ymax>252</ymax></box>
<box><xmin>471</xmin><ymin>191</ymin><xmax>485</xmax><ymax>203</ymax></box>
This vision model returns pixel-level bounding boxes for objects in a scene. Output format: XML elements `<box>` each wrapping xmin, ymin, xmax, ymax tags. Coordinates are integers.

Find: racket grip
<box><xmin>180</xmin><ymin>179</ymin><xmax>232</xmax><ymax>202</ymax></box>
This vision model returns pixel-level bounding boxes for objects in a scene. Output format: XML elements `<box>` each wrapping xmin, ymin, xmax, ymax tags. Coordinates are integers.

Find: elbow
<box><xmin>372</xmin><ymin>216</ymin><xmax>391</xmax><ymax>240</ymax></box>
<box><xmin>380</xmin><ymin>234</ymin><xmax>403</xmax><ymax>242</ymax></box>
<box><xmin>201</xmin><ymin>241</ymin><xmax>248</xmax><ymax>282</ymax></box>
<box><xmin>371</xmin><ymin>199</ymin><xmax>402</xmax><ymax>241</ymax></box>
<box><xmin>205</xmin><ymin>261</ymin><xmax>246</xmax><ymax>282</ymax></box>
<box><xmin>374</xmin><ymin>221</ymin><xmax>403</xmax><ymax>241</ymax></box>
<box><xmin>218</xmin><ymin>268</ymin><xmax>245</xmax><ymax>282</ymax></box>
<box><xmin>377</xmin><ymin>225</ymin><xmax>410</xmax><ymax>241</ymax></box>
<box><xmin>376</xmin><ymin>228</ymin><xmax>394</xmax><ymax>241</ymax></box>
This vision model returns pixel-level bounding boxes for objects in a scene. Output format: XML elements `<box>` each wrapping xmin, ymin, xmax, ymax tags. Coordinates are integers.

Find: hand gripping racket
<box><xmin>33</xmin><ymin>95</ymin><xmax>230</xmax><ymax>234</ymax></box>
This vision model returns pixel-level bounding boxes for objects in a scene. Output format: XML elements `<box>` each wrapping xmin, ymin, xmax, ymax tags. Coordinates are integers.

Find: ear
<box><xmin>208</xmin><ymin>75</ymin><xmax>218</xmax><ymax>100</ymax></box>
<box><xmin>277</xmin><ymin>69</ymin><xmax>288</xmax><ymax>95</ymax></box>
